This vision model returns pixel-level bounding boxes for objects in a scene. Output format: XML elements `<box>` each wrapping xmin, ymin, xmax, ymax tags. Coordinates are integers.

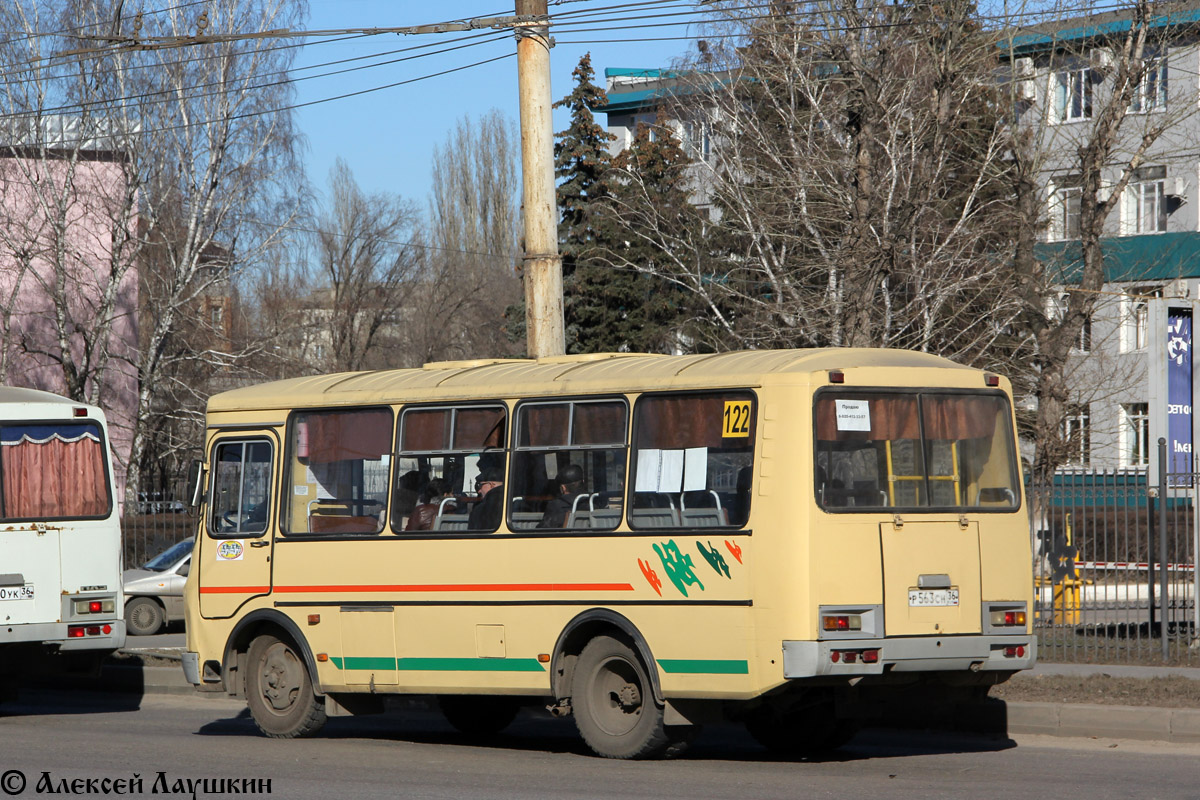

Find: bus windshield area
<box><xmin>0</xmin><ymin>423</ymin><xmax>110</xmax><ymax>520</ymax></box>
<box><xmin>815</xmin><ymin>391</ymin><xmax>1019</xmax><ymax>511</ymax></box>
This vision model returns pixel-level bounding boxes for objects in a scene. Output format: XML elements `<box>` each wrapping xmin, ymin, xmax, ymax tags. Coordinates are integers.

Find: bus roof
<box><xmin>208</xmin><ymin>348</ymin><xmax>982</xmax><ymax>414</ymax></box>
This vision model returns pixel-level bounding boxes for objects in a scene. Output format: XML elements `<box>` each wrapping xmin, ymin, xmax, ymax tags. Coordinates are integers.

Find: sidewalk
<box><xmin>81</xmin><ymin>650</ymin><xmax>1200</xmax><ymax>745</ymax></box>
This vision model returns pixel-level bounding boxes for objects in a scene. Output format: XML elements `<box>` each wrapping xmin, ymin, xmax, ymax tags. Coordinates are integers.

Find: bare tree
<box><xmin>411</xmin><ymin>110</ymin><xmax>523</xmax><ymax>363</ymax></box>
<box><xmin>0</xmin><ymin>0</ymin><xmax>309</xmax><ymax>503</ymax></box>
<box><xmin>304</xmin><ymin>158</ymin><xmax>422</xmax><ymax>372</ymax></box>
<box><xmin>999</xmin><ymin>0</ymin><xmax>1197</xmax><ymax>482</ymax></box>
<box><xmin>599</xmin><ymin>1</ymin><xmax>1025</xmax><ymax>367</ymax></box>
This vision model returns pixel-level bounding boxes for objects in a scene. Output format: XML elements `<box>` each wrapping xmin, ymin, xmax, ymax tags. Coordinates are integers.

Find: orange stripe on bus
<box><xmin>272</xmin><ymin>583</ymin><xmax>636</xmax><ymax>593</ymax></box>
<box><xmin>199</xmin><ymin>586</ymin><xmax>270</xmax><ymax>594</ymax></box>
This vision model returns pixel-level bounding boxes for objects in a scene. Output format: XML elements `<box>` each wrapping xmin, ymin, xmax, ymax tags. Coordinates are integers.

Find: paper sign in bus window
<box><xmin>835</xmin><ymin>399</ymin><xmax>871</xmax><ymax>432</ymax></box>
<box><xmin>636</xmin><ymin>448</ymin><xmax>684</xmax><ymax>493</ymax></box>
<box><xmin>683</xmin><ymin>447</ymin><xmax>708</xmax><ymax>491</ymax></box>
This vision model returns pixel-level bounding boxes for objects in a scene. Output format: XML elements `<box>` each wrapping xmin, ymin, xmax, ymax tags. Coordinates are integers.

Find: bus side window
<box><xmin>509</xmin><ymin>399</ymin><xmax>627</xmax><ymax>532</ymax></box>
<box><xmin>284</xmin><ymin>408</ymin><xmax>392</xmax><ymax>535</ymax></box>
<box><xmin>209</xmin><ymin>440</ymin><xmax>273</xmax><ymax>537</ymax></box>
<box><xmin>628</xmin><ymin>391</ymin><xmax>755</xmax><ymax>530</ymax></box>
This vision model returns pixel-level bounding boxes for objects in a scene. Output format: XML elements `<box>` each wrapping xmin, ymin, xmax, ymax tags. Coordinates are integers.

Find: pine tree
<box><xmin>579</xmin><ymin>123</ymin><xmax>704</xmax><ymax>354</ymax></box>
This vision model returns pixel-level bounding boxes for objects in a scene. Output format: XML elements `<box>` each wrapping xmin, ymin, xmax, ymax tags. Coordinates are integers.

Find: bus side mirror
<box><xmin>187</xmin><ymin>460</ymin><xmax>205</xmax><ymax>508</ymax></box>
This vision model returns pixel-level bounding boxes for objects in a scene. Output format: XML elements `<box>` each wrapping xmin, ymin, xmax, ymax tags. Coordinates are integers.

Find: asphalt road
<box><xmin>2</xmin><ymin>689</ymin><xmax>1200</xmax><ymax>800</ymax></box>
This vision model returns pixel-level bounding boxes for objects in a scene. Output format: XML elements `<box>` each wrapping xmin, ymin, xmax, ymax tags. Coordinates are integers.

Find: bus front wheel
<box><xmin>245</xmin><ymin>634</ymin><xmax>327</xmax><ymax>739</ymax></box>
<box><xmin>571</xmin><ymin>635</ymin><xmax>691</xmax><ymax>759</ymax></box>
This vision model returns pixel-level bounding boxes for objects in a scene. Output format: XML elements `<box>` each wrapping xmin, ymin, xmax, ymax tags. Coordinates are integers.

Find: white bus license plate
<box><xmin>0</xmin><ymin>584</ymin><xmax>33</xmax><ymax>601</ymax></box>
<box><xmin>909</xmin><ymin>588</ymin><xmax>958</xmax><ymax>607</ymax></box>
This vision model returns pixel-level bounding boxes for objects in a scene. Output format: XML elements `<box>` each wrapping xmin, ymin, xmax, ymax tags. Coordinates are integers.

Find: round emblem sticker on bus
<box><xmin>216</xmin><ymin>541</ymin><xmax>244</xmax><ymax>562</ymax></box>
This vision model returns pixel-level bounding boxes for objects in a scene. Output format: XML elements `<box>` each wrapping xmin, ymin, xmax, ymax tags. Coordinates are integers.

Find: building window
<box><xmin>1120</xmin><ymin>286</ymin><xmax>1160</xmax><ymax>352</ymax></box>
<box><xmin>1123</xmin><ymin>166</ymin><xmax>1168</xmax><ymax>234</ymax></box>
<box><xmin>1055</xmin><ymin>67</ymin><xmax>1093</xmax><ymax>122</ymax></box>
<box><xmin>1129</xmin><ymin>56</ymin><xmax>1167</xmax><ymax>113</ymax></box>
<box><xmin>1063</xmin><ymin>404</ymin><xmax>1090</xmax><ymax>467</ymax></box>
<box><xmin>1121</xmin><ymin>403</ymin><xmax>1150</xmax><ymax>468</ymax></box>
<box><xmin>1049</xmin><ymin>182</ymin><xmax>1081</xmax><ymax>240</ymax></box>
<box><xmin>684</xmin><ymin>119</ymin><xmax>711</xmax><ymax>161</ymax></box>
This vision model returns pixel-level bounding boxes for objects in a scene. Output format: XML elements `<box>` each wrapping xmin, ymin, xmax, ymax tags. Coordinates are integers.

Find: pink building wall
<box><xmin>0</xmin><ymin>152</ymin><xmax>139</xmax><ymax>504</ymax></box>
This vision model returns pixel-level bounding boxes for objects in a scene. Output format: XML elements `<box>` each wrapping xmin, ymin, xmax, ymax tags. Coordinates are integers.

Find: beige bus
<box><xmin>182</xmin><ymin>349</ymin><xmax>1034</xmax><ymax>759</ymax></box>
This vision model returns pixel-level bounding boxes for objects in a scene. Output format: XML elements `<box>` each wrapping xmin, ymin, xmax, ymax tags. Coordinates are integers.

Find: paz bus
<box><xmin>0</xmin><ymin>388</ymin><xmax>125</xmax><ymax>696</ymax></box>
<box><xmin>182</xmin><ymin>349</ymin><xmax>1034</xmax><ymax>759</ymax></box>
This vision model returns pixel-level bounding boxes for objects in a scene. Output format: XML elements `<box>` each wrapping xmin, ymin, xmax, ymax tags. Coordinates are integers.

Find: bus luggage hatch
<box><xmin>879</xmin><ymin>520</ymin><xmax>982</xmax><ymax>636</ymax></box>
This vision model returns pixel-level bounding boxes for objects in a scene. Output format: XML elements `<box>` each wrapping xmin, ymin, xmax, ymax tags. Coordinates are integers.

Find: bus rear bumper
<box><xmin>0</xmin><ymin>620</ymin><xmax>125</xmax><ymax>652</ymax></box>
<box><xmin>782</xmin><ymin>634</ymin><xmax>1036</xmax><ymax>678</ymax></box>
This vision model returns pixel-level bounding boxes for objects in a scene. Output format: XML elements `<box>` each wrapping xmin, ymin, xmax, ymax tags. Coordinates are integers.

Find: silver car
<box><xmin>122</xmin><ymin>539</ymin><xmax>193</xmax><ymax>636</ymax></box>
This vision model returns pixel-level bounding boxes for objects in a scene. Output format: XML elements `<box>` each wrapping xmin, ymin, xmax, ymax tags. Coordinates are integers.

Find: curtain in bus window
<box><xmin>0</xmin><ymin>424</ymin><xmax>108</xmax><ymax>519</ymax></box>
<box><xmin>815</xmin><ymin>395</ymin><xmax>920</xmax><ymax>441</ymax></box>
<box><xmin>305</xmin><ymin>409</ymin><xmax>392</xmax><ymax>463</ymax></box>
<box><xmin>452</xmin><ymin>407</ymin><xmax>505</xmax><ymax>450</ymax></box>
<box><xmin>634</xmin><ymin>395</ymin><xmax>727</xmax><ymax>449</ymax></box>
<box><xmin>921</xmin><ymin>395</ymin><xmax>997</xmax><ymax>441</ymax></box>
<box><xmin>520</xmin><ymin>404</ymin><xmax>569</xmax><ymax>447</ymax></box>
<box><xmin>401</xmin><ymin>409</ymin><xmax>450</xmax><ymax>452</ymax></box>
<box><xmin>574</xmin><ymin>402</ymin><xmax>626</xmax><ymax>445</ymax></box>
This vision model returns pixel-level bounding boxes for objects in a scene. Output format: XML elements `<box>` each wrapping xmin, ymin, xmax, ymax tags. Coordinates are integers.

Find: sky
<box><xmin>293</xmin><ymin>1</ymin><xmax>698</xmax><ymax>209</ymax></box>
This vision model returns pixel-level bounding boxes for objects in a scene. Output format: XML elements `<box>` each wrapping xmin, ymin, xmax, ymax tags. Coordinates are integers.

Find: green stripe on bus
<box><xmin>329</xmin><ymin>656</ymin><xmax>545</xmax><ymax>672</ymax></box>
<box><xmin>657</xmin><ymin>659</ymin><xmax>749</xmax><ymax>674</ymax></box>
<box><xmin>397</xmin><ymin>658</ymin><xmax>545</xmax><ymax>672</ymax></box>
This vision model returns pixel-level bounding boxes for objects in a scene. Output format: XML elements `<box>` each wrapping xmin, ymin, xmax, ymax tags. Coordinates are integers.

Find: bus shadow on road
<box><xmin>192</xmin><ymin>703</ymin><xmax>1017</xmax><ymax>762</ymax></box>
<box><xmin>2</xmin><ymin>686</ymin><xmax>144</xmax><ymax>717</ymax></box>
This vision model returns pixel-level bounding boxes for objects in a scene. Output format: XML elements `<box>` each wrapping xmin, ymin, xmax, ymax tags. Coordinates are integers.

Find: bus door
<box><xmin>199</xmin><ymin>436</ymin><xmax>277</xmax><ymax>619</ymax></box>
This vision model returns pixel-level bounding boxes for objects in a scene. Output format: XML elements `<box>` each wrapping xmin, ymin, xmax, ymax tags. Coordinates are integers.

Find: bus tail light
<box><xmin>1003</xmin><ymin>645</ymin><xmax>1026</xmax><ymax>658</ymax></box>
<box><xmin>74</xmin><ymin>598</ymin><xmax>115</xmax><ymax>615</ymax></box>
<box><xmin>67</xmin><ymin>626</ymin><xmax>85</xmax><ymax>638</ymax></box>
<box><xmin>862</xmin><ymin>649</ymin><xmax>879</xmax><ymax>663</ymax></box>
<box><xmin>822</xmin><ymin>614</ymin><xmax>861</xmax><ymax>632</ymax></box>
<box><xmin>990</xmin><ymin>609</ymin><xmax>1027</xmax><ymax>627</ymax></box>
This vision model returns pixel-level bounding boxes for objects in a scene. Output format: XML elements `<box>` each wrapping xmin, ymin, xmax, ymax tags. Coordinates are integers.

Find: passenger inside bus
<box><xmin>406</xmin><ymin>478</ymin><xmax>453</xmax><ymax>531</ymax></box>
<box><xmin>468</xmin><ymin>460</ymin><xmax>505</xmax><ymax>530</ymax></box>
<box><xmin>537</xmin><ymin>464</ymin><xmax>585</xmax><ymax>528</ymax></box>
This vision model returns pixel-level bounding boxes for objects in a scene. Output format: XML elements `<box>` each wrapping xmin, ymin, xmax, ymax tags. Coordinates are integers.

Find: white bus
<box><xmin>0</xmin><ymin>388</ymin><xmax>125</xmax><ymax>697</ymax></box>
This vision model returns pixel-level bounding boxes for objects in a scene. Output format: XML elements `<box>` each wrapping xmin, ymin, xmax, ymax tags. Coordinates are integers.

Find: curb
<box><xmin>1005</xmin><ymin>701</ymin><xmax>1200</xmax><ymax>744</ymax></box>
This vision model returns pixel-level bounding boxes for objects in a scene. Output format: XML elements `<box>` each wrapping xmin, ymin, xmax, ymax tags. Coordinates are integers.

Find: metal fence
<box><xmin>122</xmin><ymin>487</ymin><xmax>196</xmax><ymax>571</ymax></box>
<box><xmin>1031</xmin><ymin>444</ymin><xmax>1199</xmax><ymax>664</ymax></box>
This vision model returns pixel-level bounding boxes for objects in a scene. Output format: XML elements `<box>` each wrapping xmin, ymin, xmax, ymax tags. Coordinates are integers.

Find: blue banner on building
<box><xmin>1166</xmin><ymin>308</ymin><xmax>1192</xmax><ymax>484</ymax></box>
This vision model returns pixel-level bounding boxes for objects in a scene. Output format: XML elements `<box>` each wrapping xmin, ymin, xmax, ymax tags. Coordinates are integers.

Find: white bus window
<box><xmin>510</xmin><ymin>400</ymin><xmax>627</xmax><ymax>531</ymax></box>
<box><xmin>629</xmin><ymin>392</ymin><xmax>756</xmax><ymax>529</ymax></box>
<box><xmin>815</xmin><ymin>392</ymin><xmax>1019</xmax><ymax>511</ymax></box>
<box><xmin>0</xmin><ymin>423</ymin><xmax>110</xmax><ymax>520</ymax></box>
<box><xmin>210</xmin><ymin>440</ymin><xmax>273</xmax><ymax>536</ymax></box>
<box><xmin>285</xmin><ymin>408</ymin><xmax>392</xmax><ymax>535</ymax></box>
<box><xmin>395</xmin><ymin>405</ymin><xmax>506</xmax><ymax>532</ymax></box>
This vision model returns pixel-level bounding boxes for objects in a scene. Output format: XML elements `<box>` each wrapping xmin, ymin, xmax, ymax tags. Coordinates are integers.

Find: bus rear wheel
<box><xmin>438</xmin><ymin>695</ymin><xmax>520</xmax><ymax>736</ymax></box>
<box><xmin>571</xmin><ymin>635</ymin><xmax>691</xmax><ymax>759</ymax></box>
<box><xmin>245</xmin><ymin>634</ymin><xmax>327</xmax><ymax>739</ymax></box>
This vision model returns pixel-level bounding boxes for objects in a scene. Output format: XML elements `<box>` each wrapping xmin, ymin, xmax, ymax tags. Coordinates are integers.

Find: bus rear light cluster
<box><xmin>74</xmin><ymin>599</ymin><xmax>115</xmax><ymax>615</ymax></box>
<box><xmin>822</xmin><ymin>614</ymin><xmax>862</xmax><ymax>632</ymax></box>
<box><xmin>1003</xmin><ymin>645</ymin><xmax>1026</xmax><ymax>658</ymax></box>
<box><xmin>990</xmin><ymin>610</ymin><xmax>1026</xmax><ymax>627</ymax></box>
<box><xmin>831</xmin><ymin>649</ymin><xmax>879</xmax><ymax>664</ymax></box>
<box><xmin>67</xmin><ymin>624</ymin><xmax>112</xmax><ymax>638</ymax></box>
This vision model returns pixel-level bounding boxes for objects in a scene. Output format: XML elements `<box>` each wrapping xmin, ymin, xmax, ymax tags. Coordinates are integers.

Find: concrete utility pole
<box><xmin>515</xmin><ymin>0</ymin><xmax>565</xmax><ymax>358</ymax></box>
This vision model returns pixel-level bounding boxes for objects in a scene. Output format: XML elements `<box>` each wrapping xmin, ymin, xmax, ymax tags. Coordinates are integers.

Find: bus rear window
<box><xmin>815</xmin><ymin>391</ymin><xmax>1019</xmax><ymax>511</ymax></box>
<box><xmin>0</xmin><ymin>423</ymin><xmax>110</xmax><ymax>520</ymax></box>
